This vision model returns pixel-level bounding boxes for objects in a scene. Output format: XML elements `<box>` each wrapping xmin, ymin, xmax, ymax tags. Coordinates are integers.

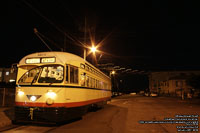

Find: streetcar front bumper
<box><xmin>14</xmin><ymin>106</ymin><xmax>86</xmax><ymax>123</ymax></box>
<box><xmin>15</xmin><ymin>106</ymin><xmax>68</xmax><ymax>123</ymax></box>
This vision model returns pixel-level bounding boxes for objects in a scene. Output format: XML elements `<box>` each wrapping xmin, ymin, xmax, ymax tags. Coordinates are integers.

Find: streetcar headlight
<box><xmin>46</xmin><ymin>90</ymin><xmax>56</xmax><ymax>99</ymax></box>
<box><xmin>30</xmin><ymin>96</ymin><xmax>37</xmax><ymax>102</ymax></box>
<box><xmin>17</xmin><ymin>89</ymin><xmax>24</xmax><ymax>96</ymax></box>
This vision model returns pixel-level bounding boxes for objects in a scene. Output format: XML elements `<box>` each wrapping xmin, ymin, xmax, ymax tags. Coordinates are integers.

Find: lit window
<box><xmin>6</xmin><ymin>71</ymin><xmax>9</xmax><ymax>76</ymax></box>
<box><xmin>80</xmin><ymin>64</ymin><xmax>85</xmax><ymax>69</ymax></box>
<box><xmin>86</xmin><ymin>76</ymin><xmax>89</xmax><ymax>87</ymax></box>
<box><xmin>70</xmin><ymin>66</ymin><xmax>78</xmax><ymax>84</ymax></box>
<box><xmin>19</xmin><ymin>65</ymin><xmax>63</xmax><ymax>84</ymax></box>
<box><xmin>89</xmin><ymin>77</ymin><xmax>92</xmax><ymax>87</ymax></box>
<box><xmin>0</xmin><ymin>71</ymin><xmax>2</xmax><ymax>77</ymax></box>
<box><xmin>38</xmin><ymin>65</ymin><xmax>63</xmax><ymax>83</ymax></box>
<box><xmin>80</xmin><ymin>73</ymin><xmax>85</xmax><ymax>86</ymax></box>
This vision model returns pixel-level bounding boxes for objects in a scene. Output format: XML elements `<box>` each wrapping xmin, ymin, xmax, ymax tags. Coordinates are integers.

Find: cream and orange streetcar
<box><xmin>14</xmin><ymin>52</ymin><xmax>111</xmax><ymax>123</ymax></box>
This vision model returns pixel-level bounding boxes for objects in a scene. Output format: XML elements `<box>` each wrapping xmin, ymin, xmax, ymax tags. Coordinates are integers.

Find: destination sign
<box><xmin>41</xmin><ymin>57</ymin><xmax>55</xmax><ymax>63</ymax></box>
<box><xmin>25</xmin><ymin>57</ymin><xmax>56</xmax><ymax>64</ymax></box>
<box><xmin>25</xmin><ymin>58</ymin><xmax>40</xmax><ymax>64</ymax></box>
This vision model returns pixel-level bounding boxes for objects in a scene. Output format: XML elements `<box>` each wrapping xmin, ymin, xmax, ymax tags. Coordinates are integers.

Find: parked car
<box><xmin>130</xmin><ymin>92</ymin><xmax>136</xmax><ymax>95</ymax></box>
<box><xmin>145</xmin><ymin>92</ymin><xmax>150</xmax><ymax>96</ymax></box>
<box><xmin>150</xmin><ymin>92</ymin><xmax>158</xmax><ymax>97</ymax></box>
<box><xmin>139</xmin><ymin>91</ymin><xmax>144</xmax><ymax>94</ymax></box>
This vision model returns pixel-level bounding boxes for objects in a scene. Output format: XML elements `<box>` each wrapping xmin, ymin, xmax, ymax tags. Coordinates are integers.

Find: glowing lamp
<box><xmin>111</xmin><ymin>71</ymin><xmax>116</xmax><ymax>75</ymax></box>
<box><xmin>30</xmin><ymin>96</ymin><xmax>37</xmax><ymax>102</ymax></box>
<box><xmin>47</xmin><ymin>90</ymin><xmax>57</xmax><ymax>99</ymax></box>
<box><xmin>90</xmin><ymin>46</ymin><xmax>97</xmax><ymax>53</ymax></box>
<box><xmin>17</xmin><ymin>89</ymin><xmax>24</xmax><ymax>96</ymax></box>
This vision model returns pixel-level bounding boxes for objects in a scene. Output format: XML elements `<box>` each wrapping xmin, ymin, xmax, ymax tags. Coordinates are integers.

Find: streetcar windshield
<box><xmin>18</xmin><ymin>65</ymin><xmax>64</xmax><ymax>84</ymax></box>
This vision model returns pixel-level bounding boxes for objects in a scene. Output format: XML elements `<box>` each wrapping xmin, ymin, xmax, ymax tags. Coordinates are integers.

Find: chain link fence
<box><xmin>0</xmin><ymin>87</ymin><xmax>15</xmax><ymax>107</ymax></box>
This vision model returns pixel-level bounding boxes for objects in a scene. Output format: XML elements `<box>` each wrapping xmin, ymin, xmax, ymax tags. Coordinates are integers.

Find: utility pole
<box><xmin>84</xmin><ymin>49</ymin><xmax>86</xmax><ymax>60</ymax></box>
<box><xmin>84</xmin><ymin>17</ymin><xmax>87</xmax><ymax>60</ymax></box>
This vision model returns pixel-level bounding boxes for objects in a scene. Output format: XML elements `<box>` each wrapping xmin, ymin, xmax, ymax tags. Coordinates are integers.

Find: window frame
<box><xmin>38</xmin><ymin>65</ymin><xmax>64</xmax><ymax>83</ymax></box>
<box><xmin>69</xmin><ymin>65</ymin><xmax>79</xmax><ymax>84</ymax></box>
<box><xmin>18</xmin><ymin>64</ymin><xmax>64</xmax><ymax>84</ymax></box>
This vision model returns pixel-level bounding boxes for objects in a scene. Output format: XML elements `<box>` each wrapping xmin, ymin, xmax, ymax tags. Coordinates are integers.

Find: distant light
<box><xmin>6</xmin><ymin>72</ymin><xmax>9</xmax><ymax>76</ymax></box>
<box><xmin>9</xmin><ymin>79</ymin><xmax>16</xmax><ymax>82</ymax></box>
<box><xmin>111</xmin><ymin>71</ymin><xmax>116</xmax><ymax>75</ymax></box>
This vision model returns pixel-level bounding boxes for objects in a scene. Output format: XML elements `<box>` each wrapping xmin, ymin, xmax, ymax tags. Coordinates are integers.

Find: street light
<box><xmin>111</xmin><ymin>70</ymin><xmax>116</xmax><ymax>75</ymax></box>
<box><xmin>84</xmin><ymin>45</ymin><xmax>98</xmax><ymax>60</ymax></box>
<box><xmin>110</xmin><ymin>70</ymin><xmax>116</xmax><ymax>77</ymax></box>
<box><xmin>90</xmin><ymin>45</ymin><xmax>97</xmax><ymax>54</ymax></box>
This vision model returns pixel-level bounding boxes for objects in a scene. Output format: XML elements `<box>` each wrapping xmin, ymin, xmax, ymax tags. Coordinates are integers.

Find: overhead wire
<box><xmin>21</xmin><ymin>1</ymin><xmax>141</xmax><ymax>63</ymax></box>
<box><xmin>21</xmin><ymin>0</ymin><xmax>85</xmax><ymax>48</ymax></box>
<box><xmin>33</xmin><ymin>28</ymin><xmax>52</xmax><ymax>51</ymax></box>
<box><xmin>19</xmin><ymin>1</ymin><xmax>155</xmax><ymax>74</ymax></box>
<box><xmin>34</xmin><ymin>29</ymin><xmax>62</xmax><ymax>51</ymax></box>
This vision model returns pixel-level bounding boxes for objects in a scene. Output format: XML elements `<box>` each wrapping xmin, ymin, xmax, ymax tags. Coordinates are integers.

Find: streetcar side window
<box><xmin>91</xmin><ymin>78</ymin><xmax>93</xmax><ymax>88</ymax></box>
<box><xmin>95</xmin><ymin>79</ymin><xmax>98</xmax><ymax>88</ymax></box>
<box><xmin>70</xmin><ymin>65</ymin><xmax>78</xmax><ymax>84</ymax></box>
<box><xmin>93</xmin><ymin>78</ymin><xmax>95</xmax><ymax>88</ymax></box>
<box><xmin>86</xmin><ymin>75</ymin><xmax>89</xmax><ymax>87</ymax></box>
<box><xmin>89</xmin><ymin>77</ymin><xmax>92</xmax><ymax>88</ymax></box>
<box><xmin>97</xmin><ymin>80</ymin><xmax>99</xmax><ymax>89</ymax></box>
<box><xmin>80</xmin><ymin>73</ymin><xmax>86</xmax><ymax>86</ymax></box>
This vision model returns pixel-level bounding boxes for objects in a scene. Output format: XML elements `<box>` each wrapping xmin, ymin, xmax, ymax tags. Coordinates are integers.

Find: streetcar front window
<box><xmin>18</xmin><ymin>65</ymin><xmax>64</xmax><ymax>84</ymax></box>
<box><xmin>38</xmin><ymin>65</ymin><xmax>63</xmax><ymax>83</ymax></box>
<box><xmin>18</xmin><ymin>67</ymin><xmax>41</xmax><ymax>83</ymax></box>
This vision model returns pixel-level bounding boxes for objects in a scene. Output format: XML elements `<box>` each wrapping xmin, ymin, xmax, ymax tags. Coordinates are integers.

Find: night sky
<box><xmin>2</xmin><ymin>0</ymin><xmax>200</xmax><ymax>70</ymax></box>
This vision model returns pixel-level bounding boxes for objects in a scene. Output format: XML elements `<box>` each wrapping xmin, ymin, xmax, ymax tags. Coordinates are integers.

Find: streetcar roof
<box><xmin>19</xmin><ymin>51</ymin><xmax>82</xmax><ymax>65</ymax></box>
<box><xmin>18</xmin><ymin>51</ymin><xmax>110</xmax><ymax>79</ymax></box>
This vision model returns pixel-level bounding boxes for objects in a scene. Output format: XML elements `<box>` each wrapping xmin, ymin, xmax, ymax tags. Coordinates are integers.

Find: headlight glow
<box><xmin>30</xmin><ymin>96</ymin><xmax>37</xmax><ymax>102</ymax></box>
<box><xmin>46</xmin><ymin>90</ymin><xmax>56</xmax><ymax>98</ymax></box>
<box><xmin>17</xmin><ymin>89</ymin><xmax>24</xmax><ymax>96</ymax></box>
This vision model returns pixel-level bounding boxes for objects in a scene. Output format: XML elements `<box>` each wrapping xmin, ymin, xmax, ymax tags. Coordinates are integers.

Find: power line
<box><xmin>33</xmin><ymin>28</ymin><xmax>52</xmax><ymax>51</ymax></box>
<box><xmin>35</xmin><ymin>29</ymin><xmax>62</xmax><ymax>51</ymax></box>
<box><xmin>22</xmin><ymin>0</ymin><xmax>85</xmax><ymax>49</ymax></box>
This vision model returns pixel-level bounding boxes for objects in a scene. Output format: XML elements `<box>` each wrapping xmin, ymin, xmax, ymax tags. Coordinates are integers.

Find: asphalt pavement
<box><xmin>0</xmin><ymin>95</ymin><xmax>200</xmax><ymax>132</ymax></box>
<box><xmin>48</xmin><ymin>95</ymin><xmax>200</xmax><ymax>133</ymax></box>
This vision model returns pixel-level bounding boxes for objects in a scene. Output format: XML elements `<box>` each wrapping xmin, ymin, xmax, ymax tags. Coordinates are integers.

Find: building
<box><xmin>149</xmin><ymin>71</ymin><xmax>200</xmax><ymax>97</ymax></box>
<box><xmin>0</xmin><ymin>67</ymin><xmax>17</xmax><ymax>84</ymax></box>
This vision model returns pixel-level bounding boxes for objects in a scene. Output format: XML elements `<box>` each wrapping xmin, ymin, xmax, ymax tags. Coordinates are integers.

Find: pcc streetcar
<box><xmin>14</xmin><ymin>52</ymin><xmax>111</xmax><ymax>123</ymax></box>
